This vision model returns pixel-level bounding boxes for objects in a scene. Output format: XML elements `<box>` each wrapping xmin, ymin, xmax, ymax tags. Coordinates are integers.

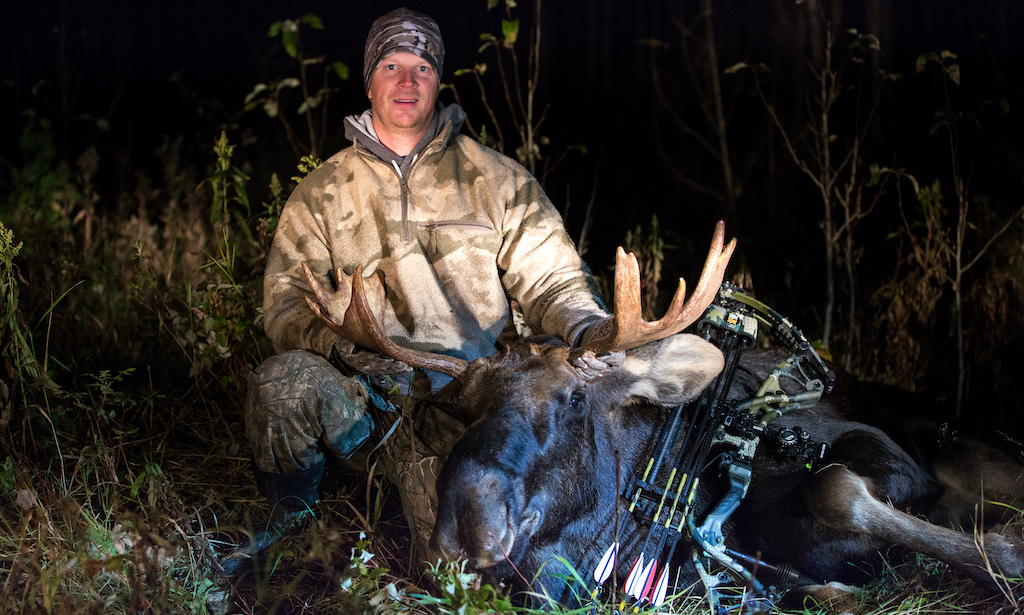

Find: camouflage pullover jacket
<box><xmin>263</xmin><ymin>103</ymin><xmax>607</xmax><ymax>389</ymax></box>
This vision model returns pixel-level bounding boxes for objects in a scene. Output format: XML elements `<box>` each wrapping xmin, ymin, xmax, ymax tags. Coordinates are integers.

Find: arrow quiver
<box><xmin>605</xmin><ymin>282</ymin><xmax>836</xmax><ymax>613</ymax></box>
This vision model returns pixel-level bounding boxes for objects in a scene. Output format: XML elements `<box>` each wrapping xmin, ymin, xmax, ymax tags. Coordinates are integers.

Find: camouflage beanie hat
<box><xmin>363</xmin><ymin>8</ymin><xmax>445</xmax><ymax>93</ymax></box>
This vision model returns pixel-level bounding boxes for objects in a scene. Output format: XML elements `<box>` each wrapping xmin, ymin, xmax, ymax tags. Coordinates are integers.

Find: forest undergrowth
<box><xmin>3</xmin><ymin>2</ymin><xmax>1024</xmax><ymax>613</ymax></box>
<box><xmin>0</xmin><ymin>116</ymin><xmax>1020</xmax><ymax>615</ymax></box>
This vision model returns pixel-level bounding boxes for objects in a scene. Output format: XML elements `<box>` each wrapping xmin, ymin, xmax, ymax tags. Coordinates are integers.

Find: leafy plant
<box><xmin>869</xmin><ymin>53</ymin><xmax>1024</xmax><ymax>412</ymax></box>
<box><xmin>732</xmin><ymin>12</ymin><xmax>898</xmax><ymax>358</ymax></box>
<box><xmin>643</xmin><ymin>0</ymin><xmax>752</xmax><ymax>227</ymax></box>
<box><xmin>623</xmin><ymin>214</ymin><xmax>672</xmax><ymax>320</ymax></box>
<box><xmin>419</xmin><ymin>558</ymin><xmax>517</xmax><ymax>614</ymax></box>
<box><xmin>245</xmin><ymin>14</ymin><xmax>350</xmax><ymax>161</ymax></box>
<box><xmin>913</xmin><ymin>50</ymin><xmax>1023</xmax><ymax>415</ymax></box>
<box><xmin>207</xmin><ymin>131</ymin><xmax>251</xmax><ymax>233</ymax></box>
<box><xmin>449</xmin><ymin>0</ymin><xmax>585</xmax><ymax>183</ymax></box>
<box><xmin>447</xmin><ymin>0</ymin><xmax>597</xmax><ymax>255</ymax></box>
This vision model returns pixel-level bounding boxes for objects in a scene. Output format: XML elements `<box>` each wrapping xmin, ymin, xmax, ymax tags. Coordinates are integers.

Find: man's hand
<box><xmin>571</xmin><ymin>349</ymin><xmax>625</xmax><ymax>379</ymax></box>
<box><xmin>303</xmin><ymin>263</ymin><xmax>388</xmax><ymax>350</ymax></box>
<box><xmin>334</xmin><ymin>346</ymin><xmax>411</xmax><ymax>376</ymax></box>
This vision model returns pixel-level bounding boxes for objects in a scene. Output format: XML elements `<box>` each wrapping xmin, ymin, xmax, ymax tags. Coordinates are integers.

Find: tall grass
<box><xmin>0</xmin><ymin>7</ymin><xmax>1022</xmax><ymax>614</ymax></box>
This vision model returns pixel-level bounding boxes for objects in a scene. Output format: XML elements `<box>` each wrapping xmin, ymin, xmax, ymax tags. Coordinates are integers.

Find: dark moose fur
<box><xmin>429</xmin><ymin>335</ymin><xmax>1024</xmax><ymax>605</ymax></box>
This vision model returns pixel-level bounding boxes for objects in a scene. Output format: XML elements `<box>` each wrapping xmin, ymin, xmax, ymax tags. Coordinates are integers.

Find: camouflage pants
<box><xmin>244</xmin><ymin>349</ymin><xmax>466</xmax><ymax>555</ymax></box>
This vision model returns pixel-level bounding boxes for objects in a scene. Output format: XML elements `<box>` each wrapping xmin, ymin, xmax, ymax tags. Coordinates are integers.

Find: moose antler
<box><xmin>302</xmin><ymin>262</ymin><xmax>469</xmax><ymax>378</ymax></box>
<box><xmin>572</xmin><ymin>220</ymin><xmax>736</xmax><ymax>358</ymax></box>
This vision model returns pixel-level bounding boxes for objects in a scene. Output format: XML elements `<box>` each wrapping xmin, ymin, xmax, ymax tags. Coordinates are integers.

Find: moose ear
<box><xmin>615</xmin><ymin>334</ymin><xmax>725</xmax><ymax>406</ymax></box>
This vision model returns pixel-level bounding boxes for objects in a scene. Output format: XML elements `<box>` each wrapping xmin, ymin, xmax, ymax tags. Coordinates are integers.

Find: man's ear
<box><xmin>613</xmin><ymin>335</ymin><xmax>724</xmax><ymax>406</ymax></box>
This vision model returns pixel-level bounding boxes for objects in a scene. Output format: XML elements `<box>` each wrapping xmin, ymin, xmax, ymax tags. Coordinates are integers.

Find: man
<box><xmin>240</xmin><ymin>7</ymin><xmax>610</xmax><ymax>563</ymax></box>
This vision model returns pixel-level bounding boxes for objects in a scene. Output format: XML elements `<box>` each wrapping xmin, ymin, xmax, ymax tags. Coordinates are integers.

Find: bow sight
<box><xmin>595</xmin><ymin>282</ymin><xmax>836</xmax><ymax>613</ymax></box>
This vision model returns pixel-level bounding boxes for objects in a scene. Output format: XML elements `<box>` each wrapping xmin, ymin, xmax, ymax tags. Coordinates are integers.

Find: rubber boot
<box><xmin>218</xmin><ymin>459</ymin><xmax>325</xmax><ymax>575</ymax></box>
<box><xmin>251</xmin><ymin>458</ymin><xmax>325</xmax><ymax>513</ymax></box>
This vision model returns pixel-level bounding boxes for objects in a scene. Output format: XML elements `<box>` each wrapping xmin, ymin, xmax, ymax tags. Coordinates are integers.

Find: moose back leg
<box><xmin>803</xmin><ymin>461</ymin><xmax>1024</xmax><ymax>588</ymax></box>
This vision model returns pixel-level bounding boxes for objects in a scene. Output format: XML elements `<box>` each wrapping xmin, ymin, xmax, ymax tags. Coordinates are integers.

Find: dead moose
<box><xmin>305</xmin><ymin>222</ymin><xmax>1024</xmax><ymax>607</ymax></box>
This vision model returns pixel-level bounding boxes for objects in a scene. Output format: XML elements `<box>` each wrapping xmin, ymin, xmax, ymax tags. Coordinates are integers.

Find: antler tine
<box><xmin>582</xmin><ymin>221</ymin><xmax>736</xmax><ymax>354</ymax></box>
<box><xmin>302</xmin><ymin>262</ymin><xmax>468</xmax><ymax>378</ymax></box>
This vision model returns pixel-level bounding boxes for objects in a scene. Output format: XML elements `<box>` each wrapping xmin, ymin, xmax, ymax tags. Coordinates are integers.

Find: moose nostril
<box><xmin>520</xmin><ymin>508</ymin><xmax>542</xmax><ymax>536</ymax></box>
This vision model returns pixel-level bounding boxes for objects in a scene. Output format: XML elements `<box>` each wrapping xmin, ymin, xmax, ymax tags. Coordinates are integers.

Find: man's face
<box><xmin>368</xmin><ymin>52</ymin><xmax>439</xmax><ymax>147</ymax></box>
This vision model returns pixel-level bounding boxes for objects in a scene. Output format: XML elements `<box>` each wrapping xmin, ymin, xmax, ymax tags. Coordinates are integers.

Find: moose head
<box><xmin>302</xmin><ymin>222</ymin><xmax>736</xmax><ymax>597</ymax></box>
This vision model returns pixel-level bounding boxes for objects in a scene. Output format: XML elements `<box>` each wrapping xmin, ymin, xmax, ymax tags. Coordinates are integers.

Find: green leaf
<box><xmin>244</xmin><ymin>83</ymin><xmax>268</xmax><ymax>104</ymax></box>
<box><xmin>282</xmin><ymin>29</ymin><xmax>298</xmax><ymax>58</ymax></box>
<box><xmin>233</xmin><ymin>209</ymin><xmax>258</xmax><ymax>247</ymax></box>
<box><xmin>301</xmin><ymin>13</ymin><xmax>324</xmax><ymax>29</ymax></box>
<box><xmin>233</xmin><ymin>179</ymin><xmax>250</xmax><ymax>211</ymax></box>
<box><xmin>908</xmin><ymin>174</ymin><xmax>920</xmax><ymax>196</ymax></box>
<box><xmin>332</xmin><ymin>61</ymin><xmax>349</xmax><ymax>80</ymax></box>
<box><xmin>944</xmin><ymin>63</ymin><xmax>960</xmax><ymax>86</ymax></box>
<box><xmin>915</xmin><ymin>52</ymin><xmax>937</xmax><ymax>74</ymax></box>
<box><xmin>996</xmin><ymin>95</ymin><xmax>1010</xmax><ymax>115</ymax></box>
<box><xmin>267</xmin><ymin>21</ymin><xmax>282</xmax><ymax>37</ymax></box>
<box><xmin>501</xmin><ymin>19</ymin><xmax>519</xmax><ymax>44</ymax></box>
<box><xmin>486</xmin><ymin>0</ymin><xmax>499</xmax><ymax>9</ymax></box>
<box><xmin>210</xmin><ymin>194</ymin><xmax>221</xmax><ymax>226</ymax></box>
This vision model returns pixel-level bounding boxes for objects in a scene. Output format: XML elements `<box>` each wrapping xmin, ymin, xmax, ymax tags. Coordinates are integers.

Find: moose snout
<box><xmin>431</xmin><ymin>456</ymin><xmax>534</xmax><ymax>569</ymax></box>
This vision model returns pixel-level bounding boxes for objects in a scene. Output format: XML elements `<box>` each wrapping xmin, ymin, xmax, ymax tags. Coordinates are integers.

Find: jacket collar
<box><xmin>344</xmin><ymin>103</ymin><xmax>467</xmax><ymax>175</ymax></box>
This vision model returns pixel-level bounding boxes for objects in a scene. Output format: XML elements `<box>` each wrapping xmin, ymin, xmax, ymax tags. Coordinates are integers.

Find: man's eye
<box><xmin>418</xmin><ymin>66</ymin><xmax>429</xmax><ymax>72</ymax></box>
<box><xmin>386</xmin><ymin>64</ymin><xmax>397</xmax><ymax>70</ymax></box>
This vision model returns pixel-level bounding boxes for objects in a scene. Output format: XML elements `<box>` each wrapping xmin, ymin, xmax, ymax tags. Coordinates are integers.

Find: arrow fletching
<box><xmin>633</xmin><ymin>558</ymin><xmax>657</xmax><ymax>601</ymax></box>
<box><xmin>651</xmin><ymin>564</ymin><xmax>671</xmax><ymax>606</ymax></box>
<box><xmin>593</xmin><ymin>542</ymin><xmax>619</xmax><ymax>585</ymax></box>
<box><xmin>624</xmin><ymin>553</ymin><xmax>645</xmax><ymax>597</ymax></box>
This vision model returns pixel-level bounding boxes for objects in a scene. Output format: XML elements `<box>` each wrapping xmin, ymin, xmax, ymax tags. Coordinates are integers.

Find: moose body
<box><xmin>301</xmin><ymin>221</ymin><xmax>1024</xmax><ymax>605</ymax></box>
<box><xmin>430</xmin><ymin>341</ymin><xmax>1024</xmax><ymax>604</ymax></box>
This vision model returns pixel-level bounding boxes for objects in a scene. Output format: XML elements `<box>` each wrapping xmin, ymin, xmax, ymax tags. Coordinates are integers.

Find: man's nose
<box><xmin>399</xmin><ymin>69</ymin><xmax>417</xmax><ymax>88</ymax></box>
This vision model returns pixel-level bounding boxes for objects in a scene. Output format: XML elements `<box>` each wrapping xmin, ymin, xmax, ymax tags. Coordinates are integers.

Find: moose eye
<box><xmin>569</xmin><ymin>392</ymin><xmax>584</xmax><ymax>408</ymax></box>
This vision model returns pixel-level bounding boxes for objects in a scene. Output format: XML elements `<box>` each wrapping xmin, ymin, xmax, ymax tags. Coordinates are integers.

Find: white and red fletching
<box><xmin>633</xmin><ymin>558</ymin><xmax>657</xmax><ymax>601</ymax></box>
<box><xmin>593</xmin><ymin>542</ymin><xmax>618</xmax><ymax>585</ymax></box>
<box><xmin>651</xmin><ymin>564</ymin><xmax>671</xmax><ymax>606</ymax></box>
<box><xmin>624</xmin><ymin>553</ymin><xmax>645</xmax><ymax>597</ymax></box>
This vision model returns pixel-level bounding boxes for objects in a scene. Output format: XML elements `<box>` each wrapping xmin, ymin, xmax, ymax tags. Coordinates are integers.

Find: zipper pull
<box><xmin>426</xmin><ymin>224</ymin><xmax>437</xmax><ymax>255</ymax></box>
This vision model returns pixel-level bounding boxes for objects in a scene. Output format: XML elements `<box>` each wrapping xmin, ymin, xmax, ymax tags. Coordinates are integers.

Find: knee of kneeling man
<box><xmin>249</xmin><ymin>350</ymin><xmax>369</xmax><ymax>417</ymax></box>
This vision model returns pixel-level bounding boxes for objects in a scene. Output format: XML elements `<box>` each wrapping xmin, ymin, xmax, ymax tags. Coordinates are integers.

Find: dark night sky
<box><xmin>3</xmin><ymin>0</ymin><xmax>1023</xmax><ymax>294</ymax></box>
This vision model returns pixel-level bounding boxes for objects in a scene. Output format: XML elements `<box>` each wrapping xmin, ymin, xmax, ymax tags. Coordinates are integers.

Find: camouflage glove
<box><xmin>330</xmin><ymin>339</ymin><xmax>411</xmax><ymax>376</ymax></box>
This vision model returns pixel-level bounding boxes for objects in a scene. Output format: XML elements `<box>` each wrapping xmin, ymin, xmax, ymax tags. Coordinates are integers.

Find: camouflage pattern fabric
<box><xmin>376</xmin><ymin>401</ymin><xmax>467</xmax><ymax>558</ymax></box>
<box><xmin>262</xmin><ymin>104</ymin><xmax>608</xmax><ymax>392</ymax></box>
<box><xmin>245</xmin><ymin>347</ymin><xmax>466</xmax><ymax>556</ymax></box>
<box><xmin>256</xmin><ymin>92</ymin><xmax>607</xmax><ymax>556</ymax></box>
<box><xmin>363</xmin><ymin>7</ymin><xmax>445</xmax><ymax>93</ymax></box>
<box><xmin>245</xmin><ymin>350</ymin><xmax>375</xmax><ymax>474</ymax></box>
